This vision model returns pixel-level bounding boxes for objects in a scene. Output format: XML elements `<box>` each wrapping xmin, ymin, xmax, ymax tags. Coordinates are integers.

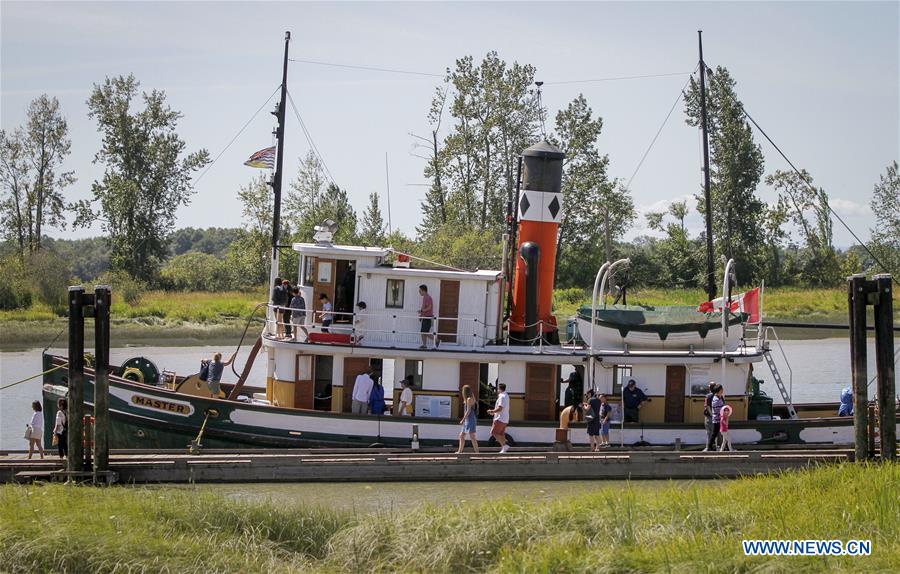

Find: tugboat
<box><xmin>41</xmin><ymin>33</ymin><xmax>872</xmax><ymax>450</ymax></box>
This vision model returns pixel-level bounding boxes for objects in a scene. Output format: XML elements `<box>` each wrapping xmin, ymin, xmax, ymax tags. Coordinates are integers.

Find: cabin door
<box><xmin>525</xmin><ymin>363</ymin><xmax>557</xmax><ymax>421</ymax></box>
<box><xmin>294</xmin><ymin>355</ymin><xmax>315</xmax><ymax>410</ymax></box>
<box><xmin>437</xmin><ymin>280</ymin><xmax>460</xmax><ymax>344</ymax></box>
<box><xmin>313</xmin><ymin>258</ymin><xmax>336</xmax><ymax>317</ymax></box>
<box><xmin>664</xmin><ymin>365</ymin><xmax>686</xmax><ymax>423</ymax></box>
<box><xmin>342</xmin><ymin>357</ymin><xmax>370</xmax><ymax>413</ymax></box>
<box><xmin>458</xmin><ymin>362</ymin><xmax>479</xmax><ymax>418</ymax></box>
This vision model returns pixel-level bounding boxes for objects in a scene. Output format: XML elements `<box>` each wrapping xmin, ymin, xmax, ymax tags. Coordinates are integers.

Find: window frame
<box><xmin>385</xmin><ymin>278</ymin><xmax>405</xmax><ymax>309</ymax></box>
<box><xmin>613</xmin><ymin>365</ymin><xmax>633</xmax><ymax>396</ymax></box>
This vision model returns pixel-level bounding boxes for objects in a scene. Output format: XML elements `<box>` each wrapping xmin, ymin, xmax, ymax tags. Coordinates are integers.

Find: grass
<box><xmin>552</xmin><ymin>286</ymin><xmax>900</xmax><ymax>323</ymax></box>
<box><xmin>1</xmin><ymin>463</ymin><xmax>898</xmax><ymax>573</ymax></box>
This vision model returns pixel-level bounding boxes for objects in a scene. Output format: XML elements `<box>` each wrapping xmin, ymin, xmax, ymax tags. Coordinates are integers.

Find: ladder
<box><xmin>762</xmin><ymin>327</ymin><xmax>798</xmax><ymax>419</ymax></box>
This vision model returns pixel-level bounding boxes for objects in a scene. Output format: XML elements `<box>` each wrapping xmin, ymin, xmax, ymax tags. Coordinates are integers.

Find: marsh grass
<box><xmin>1</xmin><ymin>464</ymin><xmax>897</xmax><ymax>573</ymax></box>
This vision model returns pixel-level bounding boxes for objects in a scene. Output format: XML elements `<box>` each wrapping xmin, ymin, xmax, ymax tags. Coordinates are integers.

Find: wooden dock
<box><xmin>1</xmin><ymin>447</ymin><xmax>854</xmax><ymax>484</ymax></box>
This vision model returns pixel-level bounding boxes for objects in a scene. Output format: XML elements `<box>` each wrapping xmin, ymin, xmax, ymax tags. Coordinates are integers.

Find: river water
<box><xmin>0</xmin><ymin>336</ymin><xmax>891</xmax><ymax>451</ymax></box>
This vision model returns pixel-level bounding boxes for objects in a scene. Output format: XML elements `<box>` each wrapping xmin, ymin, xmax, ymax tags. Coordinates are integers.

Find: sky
<box><xmin>1</xmin><ymin>1</ymin><xmax>897</xmax><ymax>248</ymax></box>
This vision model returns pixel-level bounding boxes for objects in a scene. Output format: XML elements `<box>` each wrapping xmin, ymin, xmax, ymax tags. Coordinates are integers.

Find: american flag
<box><xmin>244</xmin><ymin>146</ymin><xmax>276</xmax><ymax>169</ymax></box>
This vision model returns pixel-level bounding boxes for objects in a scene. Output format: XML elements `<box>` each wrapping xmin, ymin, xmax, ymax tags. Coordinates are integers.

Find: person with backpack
<box><xmin>53</xmin><ymin>398</ymin><xmax>68</xmax><ymax>459</ymax></box>
<box><xmin>368</xmin><ymin>374</ymin><xmax>386</xmax><ymax>416</ymax></box>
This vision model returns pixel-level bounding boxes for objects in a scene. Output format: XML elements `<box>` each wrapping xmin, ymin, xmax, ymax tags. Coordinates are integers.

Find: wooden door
<box><xmin>437</xmin><ymin>280</ymin><xmax>460</xmax><ymax>343</ymax></box>
<box><xmin>458</xmin><ymin>362</ymin><xmax>479</xmax><ymax>417</ymax></box>
<box><xmin>313</xmin><ymin>258</ymin><xmax>336</xmax><ymax>315</ymax></box>
<box><xmin>665</xmin><ymin>365</ymin><xmax>686</xmax><ymax>423</ymax></box>
<box><xmin>525</xmin><ymin>363</ymin><xmax>557</xmax><ymax>421</ymax></box>
<box><xmin>342</xmin><ymin>357</ymin><xmax>370</xmax><ymax>413</ymax></box>
<box><xmin>294</xmin><ymin>355</ymin><xmax>315</xmax><ymax>410</ymax></box>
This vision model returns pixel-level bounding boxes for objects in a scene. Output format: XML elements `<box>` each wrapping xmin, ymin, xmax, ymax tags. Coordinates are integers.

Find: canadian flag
<box><xmin>697</xmin><ymin>287</ymin><xmax>760</xmax><ymax>324</ymax></box>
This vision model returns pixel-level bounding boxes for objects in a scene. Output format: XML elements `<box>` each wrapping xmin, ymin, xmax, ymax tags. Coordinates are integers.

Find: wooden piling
<box><xmin>67</xmin><ymin>286</ymin><xmax>85</xmax><ymax>473</ymax></box>
<box><xmin>848</xmin><ymin>275</ymin><xmax>869</xmax><ymax>461</ymax></box>
<box><xmin>93</xmin><ymin>285</ymin><xmax>111</xmax><ymax>474</ymax></box>
<box><xmin>872</xmin><ymin>274</ymin><xmax>896</xmax><ymax>461</ymax></box>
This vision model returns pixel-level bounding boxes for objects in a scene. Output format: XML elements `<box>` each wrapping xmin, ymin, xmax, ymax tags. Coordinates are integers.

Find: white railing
<box><xmin>265</xmin><ymin>305</ymin><xmax>497</xmax><ymax>349</ymax></box>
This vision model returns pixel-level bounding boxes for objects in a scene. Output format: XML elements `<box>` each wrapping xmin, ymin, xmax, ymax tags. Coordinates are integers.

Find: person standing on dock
<box><xmin>456</xmin><ymin>385</ymin><xmax>479</xmax><ymax>454</ymax></box>
<box><xmin>52</xmin><ymin>398</ymin><xmax>67</xmax><ymax>459</ymax></box>
<box><xmin>351</xmin><ymin>368</ymin><xmax>375</xmax><ymax>414</ymax></box>
<box><xmin>622</xmin><ymin>379</ymin><xmax>650</xmax><ymax>423</ymax></box>
<box><xmin>397</xmin><ymin>375</ymin><xmax>414</xmax><ymax>416</ymax></box>
<box><xmin>488</xmin><ymin>382</ymin><xmax>510</xmax><ymax>454</ymax></box>
<box><xmin>25</xmin><ymin>400</ymin><xmax>44</xmax><ymax>459</ymax></box>
<box><xmin>702</xmin><ymin>381</ymin><xmax>716</xmax><ymax>450</ymax></box>
<box><xmin>705</xmin><ymin>384</ymin><xmax>725</xmax><ymax>452</ymax></box>
<box><xmin>718</xmin><ymin>404</ymin><xmax>734</xmax><ymax>452</ymax></box>
<box><xmin>584</xmin><ymin>390</ymin><xmax>602</xmax><ymax>451</ymax></box>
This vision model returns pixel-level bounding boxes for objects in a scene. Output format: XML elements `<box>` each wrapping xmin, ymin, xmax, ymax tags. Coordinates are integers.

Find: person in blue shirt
<box><xmin>369</xmin><ymin>375</ymin><xmax>386</xmax><ymax>416</ymax></box>
<box><xmin>207</xmin><ymin>352</ymin><xmax>224</xmax><ymax>397</ymax></box>
<box><xmin>838</xmin><ymin>386</ymin><xmax>854</xmax><ymax>417</ymax></box>
<box><xmin>622</xmin><ymin>379</ymin><xmax>650</xmax><ymax>422</ymax></box>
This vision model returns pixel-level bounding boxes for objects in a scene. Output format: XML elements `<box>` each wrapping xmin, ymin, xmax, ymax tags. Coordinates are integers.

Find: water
<box><xmin>0</xmin><ymin>337</ymin><xmax>891</xmax><ymax>450</ymax></box>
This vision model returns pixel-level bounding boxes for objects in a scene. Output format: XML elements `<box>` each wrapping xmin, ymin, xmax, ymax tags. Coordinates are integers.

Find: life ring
<box><xmin>122</xmin><ymin>367</ymin><xmax>144</xmax><ymax>384</ymax></box>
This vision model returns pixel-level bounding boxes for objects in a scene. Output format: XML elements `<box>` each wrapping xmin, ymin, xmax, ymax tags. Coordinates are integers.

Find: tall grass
<box><xmin>1</xmin><ymin>463</ymin><xmax>897</xmax><ymax>573</ymax></box>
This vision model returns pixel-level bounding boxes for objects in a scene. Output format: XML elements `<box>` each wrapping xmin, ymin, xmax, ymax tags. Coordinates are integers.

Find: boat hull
<box><xmin>41</xmin><ymin>368</ymin><xmax>865</xmax><ymax>450</ymax></box>
<box><xmin>576</xmin><ymin>316</ymin><xmax>744</xmax><ymax>351</ymax></box>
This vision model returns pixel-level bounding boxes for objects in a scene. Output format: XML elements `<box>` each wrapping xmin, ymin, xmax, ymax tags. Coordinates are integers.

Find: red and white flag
<box><xmin>697</xmin><ymin>287</ymin><xmax>760</xmax><ymax>323</ymax></box>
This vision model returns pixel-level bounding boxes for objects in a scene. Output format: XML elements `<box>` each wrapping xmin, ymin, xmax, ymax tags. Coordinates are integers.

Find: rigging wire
<box><xmin>716</xmin><ymin>88</ymin><xmax>899</xmax><ymax>284</ymax></box>
<box><xmin>543</xmin><ymin>71</ymin><xmax>694</xmax><ymax>86</ymax></box>
<box><xmin>194</xmin><ymin>85</ymin><xmax>280</xmax><ymax>184</ymax></box>
<box><xmin>288</xmin><ymin>58</ymin><xmax>443</xmax><ymax>78</ymax></box>
<box><xmin>286</xmin><ymin>89</ymin><xmax>336</xmax><ymax>186</ymax></box>
<box><xmin>624</xmin><ymin>68</ymin><xmax>697</xmax><ymax>192</ymax></box>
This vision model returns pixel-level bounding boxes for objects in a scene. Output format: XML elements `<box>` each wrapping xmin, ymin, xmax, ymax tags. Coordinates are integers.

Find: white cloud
<box><xmin>829</xmin><ymin>198</ymin><xmax>870</xmax><ymax>217</ymax></box>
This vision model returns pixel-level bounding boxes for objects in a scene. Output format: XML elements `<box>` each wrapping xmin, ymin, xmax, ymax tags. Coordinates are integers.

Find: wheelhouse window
<box><xmin>613</xmin><ymin>365</ymin><xmax>632</xmax><ymax>396</ymax></box>
<box><xmin>386</xmin><ymin>279</ymin><xmax>405</xmax><ymax>308</ymax></box>
<box><xmin>302</xmin><ymin>257</ymin><xmax>314</xmax><ymax>286</ymax></box>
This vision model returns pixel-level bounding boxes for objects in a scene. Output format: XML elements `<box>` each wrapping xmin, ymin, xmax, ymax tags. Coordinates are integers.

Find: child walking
<box><xmin>718</xmin><ymin>404</ymin><xmax>734</xmax><ymax>452</ymax></box>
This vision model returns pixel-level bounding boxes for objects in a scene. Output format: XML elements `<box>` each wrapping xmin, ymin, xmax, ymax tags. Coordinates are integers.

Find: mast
<box><xmin>698</xmin><ymin>30</ymin><xmax>716</xmax><ymax>300</ymax></box>
<box><xmin>268</xmin><ymin>31</ymin><xmax>291</xmax><ymax>302</ymax></box>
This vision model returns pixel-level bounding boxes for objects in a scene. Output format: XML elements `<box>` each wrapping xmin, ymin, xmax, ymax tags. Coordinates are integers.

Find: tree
<box><xmin>551</xmin><ymin>95</ymin><xmax>622</xmax><ymax>272</ymax></box>
<box><xmin>285</xmin><ymin>151</ymin><xmax>357</xmax><ymax>243</ymax></box>
<box><xmin>227</xmin><ymin>175</ymin><xmax>272</xmax><ymax>288</ymax></box>
<box><xmin>684</xmin><ymin>66</ymin><xmax>766</xmax><ymax>284</ymax></box>
<box><xmin>359</xmin><ymin>192</ymin><xmax>386</xmax><ymax>246</ymax></box>
<box><xmin>765</xmin><ymin>169</ymin><xmax>839</xmax><ymax>285</ymax></box>
<box><xmin>869</xmin><ymin>160</ymin><xmax>900</xmax><ymax>274</ymax></box>
<box><xmin>74</xmin><ymin>75</ymin><xmax>209</xmax><ymax>281</ymax></box>
<box><xmin>414</xmin><ymin>85</ymin><xmax>449</xmax><ymax>237</ymax></box>
<box><xmin>429</xmin><ymin>52</ymin><xmax>541</xmax><ymax>235</ymax></box>
<box><xmin>0</xmin><ymin>95</ymin><xmax>75</xmax><ymax>255</ymax></box>
<box><xmin>668</xmin><ymin>200</ymin><xmax>688</xmax><ymax>233</ymax></box>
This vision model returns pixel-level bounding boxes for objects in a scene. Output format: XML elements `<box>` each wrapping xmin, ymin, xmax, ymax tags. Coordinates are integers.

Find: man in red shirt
<box><xmin>418</xmin><ymin>284</ymin><xmax>436</xmax><ymax>349</ymax></box>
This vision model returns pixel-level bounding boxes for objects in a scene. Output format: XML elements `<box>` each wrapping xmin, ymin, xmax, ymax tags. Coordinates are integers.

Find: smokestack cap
<box><xmin>522</xmin><ymin>140</ymin><xmax>564</xmax><ymax>160</ymax></box>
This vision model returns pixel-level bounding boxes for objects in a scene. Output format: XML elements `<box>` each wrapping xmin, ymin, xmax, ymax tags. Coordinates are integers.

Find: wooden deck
<box><xmin>0</xmin><ymin>447</ymin><xmax>854</xmax><ymax>484</ymax></box>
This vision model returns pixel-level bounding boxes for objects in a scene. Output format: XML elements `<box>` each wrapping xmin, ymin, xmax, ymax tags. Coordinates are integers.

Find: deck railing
<box><xmin>265</xmin><ymin>305</ymin><xmax>497</xmax><ymax>349</ymax></box>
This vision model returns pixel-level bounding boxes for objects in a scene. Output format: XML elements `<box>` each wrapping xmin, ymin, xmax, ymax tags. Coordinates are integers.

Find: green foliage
<box><xmin>95</xmin><ymin>268</ymin><xmax>146</xmax><ymax>305</ymax></box>
<box><xmin>359</xmin><ymin>191</ymin><xmax>386</xmax><ymax>246</ymax></box>
<box><xmin>418</xmin><ymin>225</ymin><xmax>502</xmax><ymax>271</ymax></box>
<box><xmin>0</xmin><ymin>255</ymin><xmax>32</xmax><ymax>310</ymax></box>
<box><xmin>169</xmin><ymin>227</ymin><xmax>239</xmax><ymax>257</ymax></box>
<box><xmin>161</xmin><ymin>251</ymin><xmax>230</xmax><ymax>291</ymax></box>
<box><xmin>869</xmin><ymin>160</ymin><xmax>900</xmax><ymax>274</ymax></box>
<box><xmin>2</xmin><ymin>464</ymin><xmax>897</xmax><ymax>573</ymax></box>
<box><xmin>685</xmin><ymin>66</ymin><xmax>766</xmax><ymax>285</ymax></box>
<box><xmin>0</xmin><ymin>250</ymin><xmax>71</xmax><ymax>312</ymax></box>
<box><xmin>0</xmin><ymin>94</ymin><xmax>75</xmax><ymax>255</ymax></box>
<box><xmin>74</xmin><ymin>74</ymin><xmax>209</xmax><ymax>282</ymax></box>
<box><xmin>286</xmin><ymin>151</ymin><xmax>358</xmax><ymax>243</ymax></box>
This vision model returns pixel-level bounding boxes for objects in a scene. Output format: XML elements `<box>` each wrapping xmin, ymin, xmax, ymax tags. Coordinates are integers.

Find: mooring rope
<box><xmin>0</xmin><ymin>362</ymin><xmax>67</xmax><ymax>391</ymax></box>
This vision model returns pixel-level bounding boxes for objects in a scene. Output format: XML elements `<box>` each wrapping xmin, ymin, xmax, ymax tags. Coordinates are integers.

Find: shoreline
<box><xmin>0</xmin><ymin>313</ymin><xmax>879</xmax><ymax>351</ymax></box>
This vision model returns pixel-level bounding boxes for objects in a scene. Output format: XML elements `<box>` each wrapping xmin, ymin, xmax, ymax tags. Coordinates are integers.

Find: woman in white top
<box><xmin>26</xmin><ymin>400</ymin><xmax>44</xmax><ymax>459</ymax></box>
<box><xmin>53</xmin><ymin>398</ymin><xmax>68</xmax><ymax>459</ymax></box>
<box><xmin>398</xmin><ymin>376</ymin><xmax>414</xmax><ymax>416</ymax></box>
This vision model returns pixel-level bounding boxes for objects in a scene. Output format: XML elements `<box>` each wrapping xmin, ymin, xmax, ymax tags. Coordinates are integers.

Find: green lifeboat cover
<box><xmin>576</xmin><ymin>305</ymin><xmax>746</xmax><ymax>340</ymax></box>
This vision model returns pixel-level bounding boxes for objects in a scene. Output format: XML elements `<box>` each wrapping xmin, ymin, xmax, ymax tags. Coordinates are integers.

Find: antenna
<box><xmin>384</xmin><ymin>152</ymin><xmax>393</xmax><ymax>239</ymax></box>
<box><xmin>535</xmin><ymin>81</ymin><xmax>546</xmax><ymax>139</ymax></box>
